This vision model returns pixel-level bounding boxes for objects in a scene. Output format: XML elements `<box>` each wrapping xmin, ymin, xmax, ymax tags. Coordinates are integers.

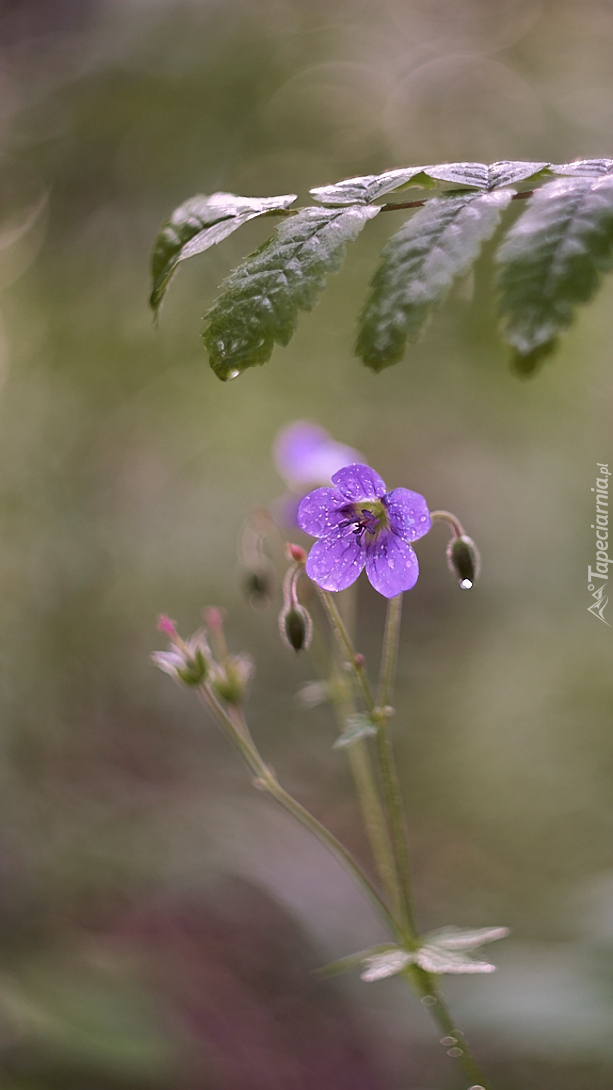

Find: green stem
<box><xmin>318</xmin><ymin>590</ymin><xmax>376</xmax><ymax>709</ymax></box>
<box><xmin>318</xmin><ymin>590</ymin><xmax>494</xmax><ymax>1086</ymax></box>
<box><xmin>306</xmin><ymin>591</ymin><xmax>401</xmax><ymax>920</ymax></box>
<box><xmin>407</xmin><ymin>966</ymin><xmax>494</xmax><ymax>1090</ymax></box>
<box><xmin>375</xmin><ymin>594</ymin><xmax>417</xmax><ymax>937</ymax></box>
<box><xmin>317</xmin><ymin>592</ymin><xmax>407</xmax><ymax>923</ymax></box>
<box><xmin>198</xmin><ymin>686</ymin><xmax>400</xmax><ymax>937</ymax></box>
<box><xmin>342</xmin><ymin>700</ymin><xmax>401</xmax><ymax>918</ymax></box>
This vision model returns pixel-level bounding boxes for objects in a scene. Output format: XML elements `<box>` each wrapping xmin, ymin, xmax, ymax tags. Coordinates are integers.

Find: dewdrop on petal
<box><xmin>447</xmin><ymin>535</ymin><xmax>481</xmax><ymax>590</ymax></box>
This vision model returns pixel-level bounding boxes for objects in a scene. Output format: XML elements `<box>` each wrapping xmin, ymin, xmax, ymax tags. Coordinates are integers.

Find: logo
<box><xmin>587</xmin><ymin>463</ymin><xmax>610</xmax><ymax>625</ymax></box>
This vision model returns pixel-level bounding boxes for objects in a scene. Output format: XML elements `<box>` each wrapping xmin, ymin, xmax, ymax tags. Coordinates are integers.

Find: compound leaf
<box><xmin>488</xmin><ymin>160</ymin><xmax>549</xmax><ymax>189</ymax></box>
<box><xmin>150</xmin><ymin>191</ymin><xmax>297</xmax><ymax>316</ymax></box>
<box><xmin>423</xmin><ymin>162</ymin><xmax>488</xmax><ymax>189</ymax></box>
<box><xmin>310</xmin><ymin>167</ymin><xmax>432</xmax><ymax>207</ymax></box>
<box><xmin>202</xmin><ymin>204</ymin><xmax>380</xmax><ymax>380</ymax></box>
<box><xmin>357</xmin><ymin>188</ymin><xmax>513</xmax><ymax>371</ymax></box>
<box><xmin>496</xmin><ymin>173</ymin><xmax>613</xmax><ymax>372</ymax></box>
<box><xmin>550</xmin><ymin>158</ymin><xmax>613</xmax><ymax>177</ymax></box>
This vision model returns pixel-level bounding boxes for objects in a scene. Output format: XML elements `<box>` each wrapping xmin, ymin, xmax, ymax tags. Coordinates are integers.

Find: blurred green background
<box><xmin>0</xmin><ymin>0</ymin><xmax>612</xmax><ymax>1086</ymax></box>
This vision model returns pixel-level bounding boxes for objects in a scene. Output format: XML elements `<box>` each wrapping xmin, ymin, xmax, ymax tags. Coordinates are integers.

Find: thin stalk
<box><xmin>374</xmin><ymin>594</ymin><xmax>417</xmax><ymax>937</ymax></box>
<box><xmin>318</xmin><ymin>590</ymin><xmax>493</xmax><ymax>1085</ymax></box>
<box><xmin>305</xmin><ymin>590</ymin><xmax>401</xmax><ymax>918</ymax></box>
<box><xmin>334</xmin><ymin>667</ymin><xmax>402</xmax><ymax>920</ymax></box>
<box><xmin>317</xmin><ymin>590</ymin><xmax>411</xmax><ymax>925</ymax></box>
<box><xmin>319</xmin><ymin>589</ymin><xmax>416</xmax><ymax>936</ymax></box>
<box><xmin>318</xmin><ymin>590</ymin><xmax>376</xmax><ymax>710</ymax></box>
<box><xmin>198</xmin><ymin>685</ymin><xmax>399</xmax><ymax>937</ymax></box>
<box><xmin>407</xmin><ymin>966</ymin><xmax>494</xmax><ymax>1090</ymax></box>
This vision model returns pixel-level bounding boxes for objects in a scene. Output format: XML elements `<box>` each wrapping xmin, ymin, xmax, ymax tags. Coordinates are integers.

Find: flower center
<box><xmin>339</xmin><ymin>500</ymin><xmax>388</xmax><ymax>544</ymax></box>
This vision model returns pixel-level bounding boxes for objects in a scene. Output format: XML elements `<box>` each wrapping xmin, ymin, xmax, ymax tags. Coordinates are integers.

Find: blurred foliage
<box><xmin>0</xmin><ymin>0</ymin><xmax>612</xmax><ymax>1087</ymax></box>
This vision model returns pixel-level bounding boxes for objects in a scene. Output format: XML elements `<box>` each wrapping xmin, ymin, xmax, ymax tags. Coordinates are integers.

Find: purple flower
<box><xmin>274</xmin><ymin>421</ymin><xmax>363</xmax><ymax>489</ymax></box>
<box><xmin>297</xmin><ymin>464</ymin><xmax>431</xmax><ymax>598</ymax></box>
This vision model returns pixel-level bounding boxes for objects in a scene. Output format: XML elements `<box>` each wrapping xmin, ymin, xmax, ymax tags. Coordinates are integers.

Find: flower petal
<box><xmin>274</xmin><ymin>421</ymin><xmax>363</xmax><ymax>486</ymax></box>
<box><xmin>385</xmin><ymin>488</ymin><xmax>431</xmax><ymax>542</ymax></box>
<box><xmin>151</xmin><ymin>650</ymin><xmax>183</xmax><ymax>676</ymax></box>
<box><xmin>331</xmin><ymin>463</ymin><xmax>387</xmax><ymax>502</ymax></box>
<box><xmin>360</xmin><ymin>949</ymin><xmax>414</xmax><ymax>982</ymax></box>
<box><xmin>305</xmin><ymin>527</ymin><xmax>366</xmax><ymax>591</ymax></box>
<box><xmin>297</xmin><ymin>487</ymin><xmax>347</xmax><ymax>537</ymax></box>
<box><xmin>274</xmin><ymin>421</ymin><xmax>330</xmax><ymax>484</ymax></box>
<box><xmin>416</xmin><ymin>946</ymin><xmax>497</xmax><ymax>974</ymax></box>
<box><xmin>365</xmin><ymin>532</ymin><xmax>419</xmax><ymax>597</ymax></box>
<box><xmin>425</xmin><ymin>926</ymin><xmax>510</xmax><ymax>951</ymax></box>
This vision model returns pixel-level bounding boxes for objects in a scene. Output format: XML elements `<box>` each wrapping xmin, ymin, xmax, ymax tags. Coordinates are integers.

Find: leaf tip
<box><xmin>511</xmin><ymin>338</ymin><xmax>558</xmax><ymax>377</ymax></box>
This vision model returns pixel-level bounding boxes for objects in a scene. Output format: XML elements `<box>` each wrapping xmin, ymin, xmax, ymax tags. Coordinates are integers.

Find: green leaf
<box><xmin>423</xmin><ymin>162</ymin><xmax>488</xmax><ymax>189</ymax></box>
<box><xmin>551</xmin><ymin>158</ymin><xmax>613</xmax><ymax>177</ymax></box>
<box><xmin>488</xmin><ymin>160</ymin><xmax>549</xmax><ymax>189</ymax></box>
<box><xmin>150</xmin><ymin>191</ymin><xmax>297</xmax><ymax>316</ymax></box>
<box><xmin>496</xmin><ymin>173</ymin><xmax>613</xmax><ymax>371</ymax></box>
<box><xmin>333</xmin><ymin>713</ymin><xmax>377</xmax><ymax>749</ymax></box>
<box><xmin>202</xmin><ymin>204</ymin><xmax>380</xmax><ymax>380</ymax></box>
<box><xmin>315</xmin><ymin>945</ymin><xmax>397</xmax><ymax>979</ymax></box>
<box><xmin>357</xmin><ymin>189</ymin><xmax>513</xmax><ymax>371</ymax></box>
<box><xmin>310</xmin><ymin>167</ymin><xmax>432</xmax><ymax>207</ymax></box>
<box><xmin>360</xmin><ymin>948</ymin><xmax>413</xmax><ymax>982</ymax></box>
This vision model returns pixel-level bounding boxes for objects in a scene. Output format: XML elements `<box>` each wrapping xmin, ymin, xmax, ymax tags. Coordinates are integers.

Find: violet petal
<box><xmin>305</xmin><ymin>528</ymin><xmax>366</xmax><ymax>592</ymax></box>
<box><xmin>274</xmin><ymin>420</ymin><xmax>362</xmax><ymax>486</ymax></box>
<box><xmin>365</xmin><ymin>531</ymin><xmax>419</xmax><ymax>597</ymax></box>
<box><xmin>297</xmin><ymin>487</ymin><xmax>347</xmax><ymax>537</ymax></box>
<box><xmin>385</xmin><ymin>488</ymin><xmax>431</xmax><ymax>541</ymax></box>
<box><xmin>331</xmin><ymin>464</ymin><xmax>387</xmax><ymax>502</ymax></box>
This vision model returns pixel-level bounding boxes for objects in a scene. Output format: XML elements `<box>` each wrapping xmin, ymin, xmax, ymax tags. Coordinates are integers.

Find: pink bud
<box><xmin>203</xmin><ymin>606</ymin><xmax>226</xmax><ymax>629</ymax></box>
<box><xmin>157</xmin><ymin>614</ymin><xmax>178</xmax><ymax>638</ymax></box>
<box><xmin>287</xmin><ymin>543</ymin><xmax>307</xmax><ymax>563</ymax></box>
<box><xmin>354</xmin><ymin>653</ymin><xmax>366</xmax><ymax>669</ymax></box>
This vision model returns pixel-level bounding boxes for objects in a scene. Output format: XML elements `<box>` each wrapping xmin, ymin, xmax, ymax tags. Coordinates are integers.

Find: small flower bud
<box><xmin>210</xmin><ymin>654</ymin><xmax>254</xmax><ymax>704</ymax></box>
<box><xmin>152</xmin><ymin>628</ymin><xmax>211</xmax><ymax>686</ymax></box>
<box><xmin>242</xmin><ymin>567</ymin><xmax>274</xmax><ymax>608</ymax></box>
<box><xmin>447</xmin><ymin>534</ymin><xmax>481</xmax><ymax>589</ymax></box>
<box><xmin>280</xmin><ymin>603</ymin><xmax>313</xmax><ymax>653</ymax></box>
<box><xmin>287</xmin><ymin>543</ymin><xmax>307</xmax><ymax>564</ymax></box>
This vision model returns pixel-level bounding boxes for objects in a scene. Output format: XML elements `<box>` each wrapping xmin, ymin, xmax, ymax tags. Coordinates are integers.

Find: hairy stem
<box><xmin>375</xmin><ymin>594</ymin><xmax>417</xmax><ymax>937</ymax></box>
<box><xmin>407</xmin><ymin>966</ymin><xmax>494</xmax><ymax>1090</ymax></box>
<box><xmin>198</xmin><ymin>685</ymin><xmax>399</xmax><ymax>936</ymax></box>
<box><xmin>318</xmin><ymin>589</ymin><xmax>494</xmax><ymax>1087</ymax></box>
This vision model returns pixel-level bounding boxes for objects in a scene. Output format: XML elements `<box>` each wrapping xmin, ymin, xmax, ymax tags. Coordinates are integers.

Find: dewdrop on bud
<box><xmin>210</xmin><ymin>654</ymin><xmax>254</xmax><ymax>705</ymax></box>
<box><xmin>447</xmin><ymin>535</ymin><xmax>481</xmax><ymax>590</ymax></box>
<box><xmin>280</xmin><ymin>603</ymin><xmax>313</xmax><ymax>653</ymax></box>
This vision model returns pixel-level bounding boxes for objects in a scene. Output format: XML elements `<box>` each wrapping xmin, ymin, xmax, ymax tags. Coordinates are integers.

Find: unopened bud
<box><xmin>210</xmin><ymin>654</ymin><xmax>254</xmax><ymax>704</ymax></box>
<box><xmin>447</xmin><ymin>535</ymin><xmax>481</xmax><ymax>589</ymax></box>
<box><xmin>176</xmin><ymin>647</ymin><xmax>209</xmax><ymax>686</ymax></box>
<box><xmin>287</xmin><ymin>543</ymin><xmax>307</xmax><ymax>564</ymax></box>
<box><xmin>280</xmin><ymin>603</ymin><xmax>313</xmax><ymax>653</ymax></box>
<box><xmin>242</xmin><ymin>567</ymin><xmax>274</xmax><ymax>608</ymax></box>
<box><xmin>152</xmin><ymin>628</ymin><xmax>210</xmax><ymax>686</ymax></box>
